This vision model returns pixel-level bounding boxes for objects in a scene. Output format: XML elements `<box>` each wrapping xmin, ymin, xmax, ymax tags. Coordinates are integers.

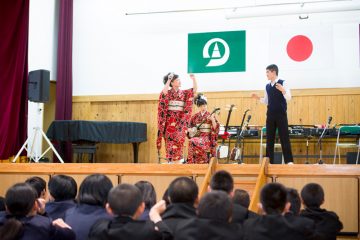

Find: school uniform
<box><xmin>45</xmin><ymin>199</ymin><xmax>76</xmax><ymax>220</ymax></box>
<box><xmin>284</xmin><ymin>212</ymin><xmax>316</xmax><ymax>239</ymax></box>
<box><xmin>232</xmin><ymin>203</ymin><xmax>258</xmax><ymax>224</ymax></box>
<box><xmin>243</xmin><ymin>214</ymin><xmax>313</xmax><ymax>240</ymax></box>
<box><xmin>161</xmin><ymin>202</ymin><xmax>196</xmax><ymax>232</ymax></box>
<box><xmin>64</xmin><ymin>204</ymin><xmax>112</xmax><ymax>240</ymax></box>
<box><xmin>138</xmin><ymin>207</ymin><xmax>150</xmax><ymax>221</ymax></box>
<box><xmin>0</xmin><ymin>211</ymin><xmax>75</xmax><ymax>240</ymax></box>
<box><xmin>300</xmin><ymin>207</ymin><xmax>343</xmax><ymax>240</ymax></box>
<box><xmin>261</xmin><ymin>79</ymin><xmax>293</xmax><ymax>163</ymax></box>
<box><xmin>174</xmin><ymin>218</ymin><xmax>243</xmax><ymax>240</ymax></box>
<box><xmin>88</xmin><ymin>216</ymin><xmax>172</xmax><ymax>240</ymax></box>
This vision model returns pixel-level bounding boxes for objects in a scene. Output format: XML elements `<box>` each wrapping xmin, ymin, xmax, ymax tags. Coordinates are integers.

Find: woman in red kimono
<box><xmin>157</xmin><ymin>72</ymin><xmax>197</xmax><ymax>162</ymax></box>
<box><xmin>187</xmin><ymin>94</ymin><xmax>220</xmax><ymax>164</ymax></box>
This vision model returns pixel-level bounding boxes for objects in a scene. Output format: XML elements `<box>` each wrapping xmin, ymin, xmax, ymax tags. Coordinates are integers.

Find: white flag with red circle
<box><xmin>269</xmin><ymin>25</ymin><xmax>333</xmax><ymax>70</ymax></box>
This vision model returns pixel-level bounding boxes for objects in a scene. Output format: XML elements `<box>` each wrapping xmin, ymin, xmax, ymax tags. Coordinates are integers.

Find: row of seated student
<box><xmin>0</xmin><ymin>171</ymin><xmax>343</xmax><ymax>240</ymax></box>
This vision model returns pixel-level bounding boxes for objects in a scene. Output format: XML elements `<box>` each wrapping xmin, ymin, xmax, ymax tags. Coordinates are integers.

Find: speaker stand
<box><xmin>13</xmin><ymin>102</ymin><xmax>64</xmax><ymax>163</ymax></box>
<box><xmin>13</xmin><ymin>126</ymin><xmax>64</xmax><ymax>163</ymax></box>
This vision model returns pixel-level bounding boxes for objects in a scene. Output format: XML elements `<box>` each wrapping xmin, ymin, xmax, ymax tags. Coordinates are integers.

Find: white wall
<box><xmin>72</xmin><ymin>0</ymin><xmax>360</xmax><ymax>95</ymax></box>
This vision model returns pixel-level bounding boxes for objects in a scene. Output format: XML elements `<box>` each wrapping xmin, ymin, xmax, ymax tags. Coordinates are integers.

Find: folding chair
<box><xmin>333</xmin><ymin>126</ymin><xmax>360</xmax><ymax>164</ymax></box>
<box><xmin>259</xmin><ymin>126</ymin><xmax>284</xmax><ymax>164</ymax></box>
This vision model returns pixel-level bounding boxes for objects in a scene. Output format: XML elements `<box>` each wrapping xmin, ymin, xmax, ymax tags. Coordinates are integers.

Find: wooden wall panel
<box><xmin>72</xmin><ymin>88</ymin><xmax>360</xmax><ymax>163</ymax></box>
<box><xmin>120</xmin><ymin>175</ymin><xmax>181</xmax><ymax>202</ymax></box>
<box><xmin>0</xmin><ymin>174</ymin><xmax>50</xmax><ymax>197</ymax></box>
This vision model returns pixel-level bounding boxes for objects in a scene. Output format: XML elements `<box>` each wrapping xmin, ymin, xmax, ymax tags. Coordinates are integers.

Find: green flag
<box><xmin>188</xmin><ymin>31</ymin><xmax>246</xmax><ymax>73</ymax></box>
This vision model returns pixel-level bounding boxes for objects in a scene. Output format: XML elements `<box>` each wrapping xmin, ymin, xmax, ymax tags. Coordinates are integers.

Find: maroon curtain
<box><xmin>55</xmin><ymin>0</ymin><xmax>73</xmax><ymax>162</ymax></box>
<box><xmin>0</xmin><ymin>0</ymin><xmax>29</xmax><ymax>159</ymax></box>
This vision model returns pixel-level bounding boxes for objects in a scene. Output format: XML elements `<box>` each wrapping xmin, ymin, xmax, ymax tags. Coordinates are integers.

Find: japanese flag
<box><xmin>269</xmin><ymin>25</ymin><xmax>333</xmax><ymax>70</ymax></box>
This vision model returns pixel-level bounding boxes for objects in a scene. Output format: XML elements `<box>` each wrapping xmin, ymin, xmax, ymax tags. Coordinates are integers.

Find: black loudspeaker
<box><xmin>346</xmin><ymin>152</ymin><xmax>359</xmax><ymax>164</ymax></box>
<box><xmin>272</xmin><ymin>152</ymin><xmax>283</xmax><ymax>164</ymax></box>
<box><xmin>28</xmin><ymin>70</ymin><xmax>50</xmax><ymax>102</ymax></box>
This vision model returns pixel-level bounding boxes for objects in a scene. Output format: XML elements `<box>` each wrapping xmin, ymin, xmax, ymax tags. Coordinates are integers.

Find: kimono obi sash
<box><xmin>168</xmin><ymin>100</ymin><xmax>185</xmax><ymax>111</ymax></box>
<box><xmin>198</xmin><ymin>123</ymin><xmax>211</xmax><ymax>133</ymax></box>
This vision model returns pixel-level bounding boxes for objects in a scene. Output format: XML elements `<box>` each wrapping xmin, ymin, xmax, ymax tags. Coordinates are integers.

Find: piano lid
<box><xmin>46</xmin><ymin>120</ymin><xmax>147</xmax><ymax>143</ymax></box>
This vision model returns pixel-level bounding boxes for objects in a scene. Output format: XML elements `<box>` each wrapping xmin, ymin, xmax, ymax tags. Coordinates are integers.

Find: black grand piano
<box><xmin>46</xmin><ymin>120</ymin><xmax>147</xmax><ymax>163</ymax></box>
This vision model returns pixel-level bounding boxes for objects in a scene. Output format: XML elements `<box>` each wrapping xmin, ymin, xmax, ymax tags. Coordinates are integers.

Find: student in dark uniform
<box><xmin>0</xmin><ymin>183</ymin><xmax>75</xmax><ymax>240</ymax></box>
<box><xmin>25</xmin><ymin>176</ymin><xmax>47</xmax><ymax>199</ymax></box>
<box><xmin>26</xmin><ymin>176</ymin><xmax>48</xmax><ymax>216</ymax></box>
<box><xmin>135</xmin><ymin>180</ymin><xmax>157</xmax><ymax>221</ymax></box>
<box><xmin>45</xmin><ymin>175</ymin><xmax>77</xmax><ymax>220</ymax></box>
<box><xmin>286</xmin><ymin>188</ymin><xmax>302</xmax><ymax>215</ymax></box>
<box><xmin>252</xmin><ymin>64</ymin><xmax>294</xmax><ymax>164</ymax></box>
<box><xmin>300</xmin><ymin>183</ymin><xmax>343</xmax><ymax>240</ymax></box>
<box><xmin>161</xmin><ymin>177</ymin><xmax>198</xmax><ymax>232</ymax></box>
<box><xmin>64</xmin><ymin>174</ymin><xmax>113</xmax><ymax>240</ymax></box>
<box><xmin>174</xmin><ymin>191</ymin><xmax>243</xmax><ymax>240</ymax></box>
<box><xmin>233</xmin><ymin>189</ymin><xmax>251</xmax><ymax>209</ymax></box>
<box><xmin>243</xmin><ymin>183</ymin><xmax>314</xmax><ymax>240</ymax></box>
<box><xmin>89</xmin><ymin>184</ymin><xmax>172</xmax><ymax>240</ymax></box>
<box><xmin>210</xmin><ymin>170</ymin><xmax>258</xmax><ymax>223</ymax></box>
<box><xmin>285</xmin><ymin>188</ymin><xmax>316</xmax><ymax>238</ymax></box>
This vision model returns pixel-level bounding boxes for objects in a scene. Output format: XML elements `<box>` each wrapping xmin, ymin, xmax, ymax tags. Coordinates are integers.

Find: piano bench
<box><xmin>72</xmin><ymin>144</ymin><xmax>96</xmax><ymax>163</ymax></box>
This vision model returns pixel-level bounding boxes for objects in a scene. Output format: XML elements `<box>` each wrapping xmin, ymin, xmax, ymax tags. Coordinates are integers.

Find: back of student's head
<box><xmin>0</xmin><ymin>183</ymin><xmax>37</xmax><ymax>240</ymax></box>
<box><xmin>135</xmin><ymin>181</ymin><xmax>156</xmax><ymax>209</ymax></box>
<box><xmin>210</xmin><ymin>170</ymin><xmax>234</xmax><ymax>194</ymax></box>
<box><xmin>5</xmin><ymin>183</ymin><xmax>37</xmax><ymax>216</ymax></box>
<box><xmin>48</xmin><ymin>175</ymin><xmax>77</xmax><ymax>202</ymax></box>
<box><xmin>260</xmin><ymin>183</ymin><xmax>287</xmax><ymax>215</ymax></box>
<box><xmin>78</xmin><ymin>174</ymin><xmax>113</xmax><ymax>207</ymax></box>
<box><xmin>301</xmin><ymin>183</ymin><xmax>324</xmax><ymax>208</ymax></box>
<box><xmin>198</xmin><ymin>191</ymin><xmax>233</xmax><ymax>222</ymax></box>
<box><xmin>287</xmin><ymin>188</ymin><xmax>301</xmax><ymax>215</ymax></box>
<box><xmin>233</xmin><ymin>189</ymin><xmax>250</xmax><ymax>208</ymax></box>
<box><xmin>168</xmin><ymin>177</ymin><xmax>198</xmax><ymax>204</ymax></box>
<box><xmin>108</xmin><ymin>184</ymin><xmax>143</xmax><ymax>217</ymax></box>
<box><xmin>25</xmin><ymin>176</ymin><xmax>46</xmax><ymax>198</ymax></box>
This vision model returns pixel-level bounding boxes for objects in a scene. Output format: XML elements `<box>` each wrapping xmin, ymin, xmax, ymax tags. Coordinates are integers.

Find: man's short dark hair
<box><xmin>108</xmin><ymin>184</ymin><xmax>143</xmax><ymax>217</ymax></box>
<box><xmin>233</xmin><ymin>189</ymin><xmax>250</xmax><ymax>208</ymax></box>
<box><xmin>301</xmin><ymin>183</ymin><xmax>324</xmax><ymax>208</ymax></box>
<box><xmin>260</xmin><ymin>183</ymin><xmax>287</xmax><ymax>214</ymax></box>
<box><xmin>287</xmin><ymin>188</ymin><xmax>301</xmax><ymax>215</ymax></box>
<box><xmin>266</xmin><ymin>64</ymin><xmax>279</xmax><ymax>76</ymax></box>
<box><xmin>198</xmin><ymin>191</ymin><xmax>233</xmax><ymax>222</ymax></box>
<box><xmin>25</xmin><ymin>176</ymin><xmax>46</xmax><ymax>198</ymax></box>
<box><xmin>48</xmin><ymin>175</ymin><xmax>77</xmax><ymax>202</ymax></box>
<box><xmin>210</xmin><ymin>170</ymin><xmax>234</xmax><ymax>194</ymax></box>
<box><xmin>168</xmin><ymin>177</ymin><xmax>198</xmax><ymax>204</ymax></box>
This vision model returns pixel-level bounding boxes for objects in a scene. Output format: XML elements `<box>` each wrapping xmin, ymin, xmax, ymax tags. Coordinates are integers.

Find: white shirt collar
<box><xmin>270</xmin><ymin>77</ymin><xmax>280</xmax><ymax>86</ymax></box>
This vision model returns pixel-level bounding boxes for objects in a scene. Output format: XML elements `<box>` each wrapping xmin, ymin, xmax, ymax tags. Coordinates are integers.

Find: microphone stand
<box><xmin>317</xmin><ymin>123</ymin><xmax>330</xmax><ymax>164</ymax></box>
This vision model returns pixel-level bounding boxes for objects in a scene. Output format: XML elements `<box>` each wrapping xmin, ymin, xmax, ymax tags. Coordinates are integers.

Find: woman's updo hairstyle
<box><xmin>163</xmin><ymin>72</ymin><xmax>179</xmax><ymax>87</ymax></box>
<box><xmin>194</xmin><ymin>93</ymin><xmax>207</xmax><ymax>107</ymax></box>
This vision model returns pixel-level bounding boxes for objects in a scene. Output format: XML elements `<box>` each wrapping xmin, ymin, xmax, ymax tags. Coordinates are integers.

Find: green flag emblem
<box><xmin>188</xmin><ymin>31</ymin><xmax>246</xmax><ymax>73</ymax></box>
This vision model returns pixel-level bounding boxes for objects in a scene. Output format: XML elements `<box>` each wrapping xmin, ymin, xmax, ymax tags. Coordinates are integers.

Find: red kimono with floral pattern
<box><xmin>187</xmin><ymin>111</ymin><xmax>220</xmax><ymax>164</ymax></box>
<box><xmin>157</xmin><ymin>88</ymin><xmax>194</xmax><ymax>161</ymax></box>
